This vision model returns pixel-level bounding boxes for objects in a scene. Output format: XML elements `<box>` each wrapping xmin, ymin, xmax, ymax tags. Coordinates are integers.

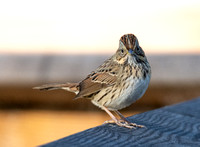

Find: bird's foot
<box><xmin>104</xmin><ymin>119</ymin><xmax>145</xmax><ymax>129</ymax></box>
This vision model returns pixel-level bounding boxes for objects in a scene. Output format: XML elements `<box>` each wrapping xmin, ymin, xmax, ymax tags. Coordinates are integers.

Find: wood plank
<box><xmin>40</xmin><ymin>97</ymin><xmax>200</xmax><ymax>147</ymax></box>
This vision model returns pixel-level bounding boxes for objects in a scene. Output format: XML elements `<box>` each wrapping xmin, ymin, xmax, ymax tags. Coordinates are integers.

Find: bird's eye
<box><xmin>117</xmin><ymin>49</ymin><xmax>126</xmax><ymax>58</ymax></box>
<box><xmin>135</xmin><ymin>47</ymin><xmax>141</xmax><ymax>54</ymax></box>
<box><xmin>136</xmin><ymin>47</ymin><xmax>140</xmax><ymax>52</ymax></box>
<box><xmin>135</xmin><ymin>47</ymin><xmax>145</xmax><ymax>57</ymax></box>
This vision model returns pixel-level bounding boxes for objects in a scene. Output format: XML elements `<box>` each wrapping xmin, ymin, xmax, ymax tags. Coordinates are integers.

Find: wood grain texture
<box><xmin>40</xmin><ymin>97</ymin><xmax>200</xmax><ymax>147</ymax></box>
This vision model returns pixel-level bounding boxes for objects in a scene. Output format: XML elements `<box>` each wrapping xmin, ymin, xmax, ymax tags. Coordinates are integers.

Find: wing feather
<box><xmin>74</xmin><ymin>72</ymin><xmax>117</xmax><ymax>99</ymax></box>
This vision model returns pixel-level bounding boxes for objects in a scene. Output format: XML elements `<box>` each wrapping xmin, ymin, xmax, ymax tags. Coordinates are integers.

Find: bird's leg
<box><xmin>114</xmin><ymin>110</ymin><xmax>145</xmax><ymax>128</ymax></box>
<box><xmin>114</xmin><ymin>110</ymin><xmax>129</xmax><ymax>122</ymax></box>
<box><xmin>102</xmin><ymin>106</ymin><xmax>135</xmax><ymax>129</ymax></box>
<box><xmin>102</xmin><ymin>106</ymin><xmax>118</xmax><ymax>124</ymax></box>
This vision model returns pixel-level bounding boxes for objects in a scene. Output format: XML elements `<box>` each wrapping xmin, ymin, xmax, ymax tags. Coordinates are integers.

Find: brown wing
<box><xmin>74</xmin><ymin>72</ymin><xmax>117</xmax><ymax>99</ymax></box>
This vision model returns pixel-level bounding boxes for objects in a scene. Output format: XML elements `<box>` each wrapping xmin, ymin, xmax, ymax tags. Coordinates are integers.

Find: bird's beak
<box><xmin>128</xmin><ymin>49</ymin><xmax>134</xmax><ymax>55</ymax></box>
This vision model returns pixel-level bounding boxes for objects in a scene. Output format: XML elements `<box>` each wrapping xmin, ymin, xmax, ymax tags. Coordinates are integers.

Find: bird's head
<box><xmin>115</xmin><ymin>34</ymin><xmax>147</xmax><ymax>65</ymax></box>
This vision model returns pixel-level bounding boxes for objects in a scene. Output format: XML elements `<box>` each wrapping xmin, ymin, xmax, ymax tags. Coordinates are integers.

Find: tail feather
<box><xmin>33</xmin><ymin>83</ymin><xmax>79</xmax><ymax>94</ymax></box>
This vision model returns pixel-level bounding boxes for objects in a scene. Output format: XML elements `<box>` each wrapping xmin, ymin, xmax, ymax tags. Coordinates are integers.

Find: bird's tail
<box><xmin>33</xmin><ymin>83</ymin><xmax>79</xmax><ymax>94</ymax></box>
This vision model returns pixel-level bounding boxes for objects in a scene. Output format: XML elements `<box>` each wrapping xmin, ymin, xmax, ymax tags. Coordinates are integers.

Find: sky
<box><xmin>0</xmin><ymin>0</ymin><xmax>200</xmax><ymax>54</ymax></box>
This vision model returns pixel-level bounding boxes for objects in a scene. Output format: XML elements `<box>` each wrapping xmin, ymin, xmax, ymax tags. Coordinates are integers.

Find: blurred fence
<box><xmin>0</xmin><ymin>54</ymin><xmax>200</xmax><ymax>110</ymax></box>
<box><xmin>1</xmin><ymin>54</ymin><xmax>200</xmax><ymax>85</ymax></box>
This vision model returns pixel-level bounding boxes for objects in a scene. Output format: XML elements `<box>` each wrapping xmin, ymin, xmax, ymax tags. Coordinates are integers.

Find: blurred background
<box><xmin>1</xmin><ymin>0</ymin><xmax>200</xmax><ymax>146</ymax></box>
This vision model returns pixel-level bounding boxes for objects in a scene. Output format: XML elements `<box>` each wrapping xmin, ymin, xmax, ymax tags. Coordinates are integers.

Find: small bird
<box><xmin>34</xmin><ymin>34</ymin><xmax>151</xmax><ymax>129</ymax></box>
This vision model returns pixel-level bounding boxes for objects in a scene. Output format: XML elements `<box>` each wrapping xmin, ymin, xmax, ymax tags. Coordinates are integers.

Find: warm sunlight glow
<box><xmin>0</xmin><ymin>0</ymin><xmax>200</xmax><ymax>54</ymax></box>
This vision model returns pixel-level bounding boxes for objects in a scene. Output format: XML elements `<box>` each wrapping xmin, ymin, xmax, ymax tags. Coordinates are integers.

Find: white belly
<box><xmin>106</xmin><ymin>75</ymin><xmax>151</xmax><ymax>110</ymax></box>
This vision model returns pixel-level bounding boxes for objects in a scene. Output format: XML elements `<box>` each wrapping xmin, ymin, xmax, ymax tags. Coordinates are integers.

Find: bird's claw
<box><xmin>104</xmin><ymin>119</ymin><xmax>145</xmax><ymax>129</ymax></box>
